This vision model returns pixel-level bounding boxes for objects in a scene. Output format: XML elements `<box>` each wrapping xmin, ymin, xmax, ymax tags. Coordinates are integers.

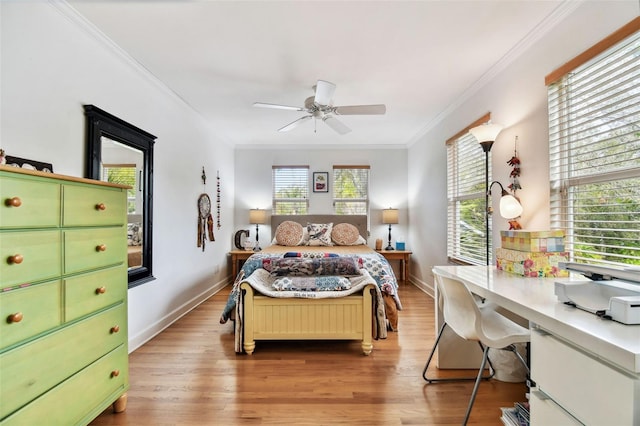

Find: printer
<box><xmin>555</xmin><ymin>262</ymin><xmax>640</xmax><ymax>325</ymax></box>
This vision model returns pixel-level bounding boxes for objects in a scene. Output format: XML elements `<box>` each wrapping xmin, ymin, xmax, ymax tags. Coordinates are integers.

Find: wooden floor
<box><xmin>90</xmin><ymin>282</ymin><xmax>526</xmax><ymax>425</ymax></box>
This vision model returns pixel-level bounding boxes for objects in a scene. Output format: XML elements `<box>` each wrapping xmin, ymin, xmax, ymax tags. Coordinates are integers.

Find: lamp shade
<box><xmin>382</xmin><ymin>208</ymin><xmax>399</xmax><ymax>224</ymax></box>
<box><xmin>469</xmin><ymin>123</ymin><xmax>504</xmax><ymax>143</ymax></box>
<box><xmin>499</xmin><ymin>194</ymin><xmax>523</xmax><ymax>219</ymax></box>
<box><xmin>249</xmin><ymin>209</ymin><xmax>266</xmax><ymax>224</ymax></box>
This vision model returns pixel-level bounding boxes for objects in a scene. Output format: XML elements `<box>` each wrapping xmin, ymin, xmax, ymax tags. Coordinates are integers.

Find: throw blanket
<box><xmin>220</xmin><ymin>252</ymin><xmax>402</xmax><ymax>323</ymax></box>
<box><xmin>234</xmin><ymin>268</ymin><xmax>387</xmax><ymax>353</ymax></box>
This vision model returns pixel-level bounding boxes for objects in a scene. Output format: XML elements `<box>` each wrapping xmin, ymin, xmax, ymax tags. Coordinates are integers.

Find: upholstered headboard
<box><xmin>271</xmin><ymin>215</ymin><xmax>369</xmax><ymax>241</ymax></box>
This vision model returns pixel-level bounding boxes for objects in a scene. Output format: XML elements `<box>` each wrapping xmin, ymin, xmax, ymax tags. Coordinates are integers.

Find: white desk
<box><xmin>433</xmin><ymin>265</ymin><xmax>640</xmax><ymax>425</ymax></box>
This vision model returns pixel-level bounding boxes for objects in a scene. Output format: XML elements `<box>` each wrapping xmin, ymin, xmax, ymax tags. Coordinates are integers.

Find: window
<box><xmin>332</xmin><ymin>166</ymin><xmax>369</xmax><ymax>215</ymax></box>
<box><xmin>447</xmin><ymin>115</ymin><xmax>492</xmax><ymax>265</ymax></box>
<box><xmin>272</xmin><ymin>166</ymin><xmax>309</xmax><ymax>214</ymax></box>
<box><xmin>547</xmin><ymin>20</ymin><xmax>640</xmax><ymax>268</ymax></box>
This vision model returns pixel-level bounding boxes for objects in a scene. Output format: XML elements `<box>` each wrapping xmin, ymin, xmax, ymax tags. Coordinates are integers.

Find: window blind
<box><xmin>332</xmin><ymin>166</ymin><xmax>369</xmax><ymax>215</ymax></box>
<box><xmin>447</xmin><ymin>132</ymin><xmax>491</xmax><ymax>265</ymax></box>
<box><xmin>272</xmin><ymin>166</ymin><xmax>309</xmax><ymax>214</ymax></box>
<box><xmin>548</xmin><ymin>28</ymin><xmax>640</xmax><ymax>267</ymax></box>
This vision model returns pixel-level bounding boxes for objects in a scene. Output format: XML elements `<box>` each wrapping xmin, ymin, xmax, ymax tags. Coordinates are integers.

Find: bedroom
<box><xmin>1</xmin><ymin>1</ymin><xmax>638</xmax><ymax>425</ymax></box>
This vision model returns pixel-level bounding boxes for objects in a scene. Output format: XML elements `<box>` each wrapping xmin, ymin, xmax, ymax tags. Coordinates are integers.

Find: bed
<box><xmin>220</xmin><ymin>215</ymin><xmax>402</xmax><ymax>355</ymax></box>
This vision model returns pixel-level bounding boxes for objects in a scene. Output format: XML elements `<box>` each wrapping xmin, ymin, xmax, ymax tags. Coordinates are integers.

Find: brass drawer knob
<box><xmin>111</xmin><ymin>325</ymin><xmax>120</xmax><ymax>334</ymax></box>
<box><xmin>7</xmin><ymin>312</ymin><xmax>23</xmax><ymax>323</ymax></box>
<box><xmin>8</xmin><ymin>254</ymin><xmax>24</xmax><ymax>264</ymax></box>
<box><xmin>5</xmin><ymin>197</ymin><xmax>22</xmax><ymax>207</ymax></box>
<box><xmin>96</xmin><ymin>244</ymin><xmax>107</xmax><ymax>252</ymax></box>
<box><xmin>111</xmin><ymin>370</ymin><xmax>120</xmax><ymax>378</ymax></box>
<box><xmin>96</xmin><ymin>286</ymin><xmax>107</xmax><ymax>294</ymax></box>
<box><xmin>95</xmin><ymin>203</ymin><xmax>106</xmax><ymax>211</ymax></box>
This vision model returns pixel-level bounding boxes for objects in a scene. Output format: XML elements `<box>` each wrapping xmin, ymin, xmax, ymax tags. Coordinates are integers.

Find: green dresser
<box><xmin>0</xmin><ymin>165</ymin><xmax>129</xmax><ymax>425</ymax></box>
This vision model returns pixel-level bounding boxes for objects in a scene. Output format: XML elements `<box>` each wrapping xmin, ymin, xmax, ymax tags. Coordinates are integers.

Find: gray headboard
<box><xmin>271</xmin><ymin>215</ymin><xmax>369</xmax><ymax>241</ymax></box>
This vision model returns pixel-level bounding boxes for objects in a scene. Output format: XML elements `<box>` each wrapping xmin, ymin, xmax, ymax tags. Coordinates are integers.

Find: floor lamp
<box><xmin>469</xmin><ymin>123</ymin><xmax>504</xmax><ymax>265</ymax></box>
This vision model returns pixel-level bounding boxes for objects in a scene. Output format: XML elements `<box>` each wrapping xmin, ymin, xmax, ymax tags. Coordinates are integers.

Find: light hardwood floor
<box><xmin>90</xmin><ymin>283</ymin><xmax>527</xmax><ymax>425</ymax></box>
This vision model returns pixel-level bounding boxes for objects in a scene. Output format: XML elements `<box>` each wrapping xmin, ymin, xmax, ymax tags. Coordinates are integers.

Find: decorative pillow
<box><xmin>272</xmin><ymin>276</ymin><xmax>352</xmax><ymax>291</ymax></box>
<box><xmin>270</xmin><ymin>257</ymin><xmax>362</xmax><ymax>277</ymax></box>
<box><xmin>127</xmin><ymin>223</ymin><xmax>142</xmax><ymax>246</ymax></box>
<box><xmin>274</xmin><ymin>221</ymin><xmax>305</xmax><ymax>246</ymax></box>
<box><xmin>331</xmin><ymin>223</ymin><xmax>366</xmax><ymax>246</ymax></box>
<box><xmin>306</xmin><ymin>222</ymin><xmax>333</xmax><ymax>246</ymax></box>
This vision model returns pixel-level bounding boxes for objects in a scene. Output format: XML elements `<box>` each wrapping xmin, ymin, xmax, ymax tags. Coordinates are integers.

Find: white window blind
<box><xmin>332</xmin><ymin>166</ymin><xmax>369</xmax><ymax>215</ymax></box>
<box><xmin>548</xmin><ymin>28</ymin><xmax>640</xmax><ymax>268</ymax></box>
<box><xmin>272</xmin><ymin>166</ymin><xmax>309</xmax><ymax>214</ymax></box>
<box><xmin>447</xmin><ymin>132</ymin><xmax>491</xmax><ymax>265</ymax></box>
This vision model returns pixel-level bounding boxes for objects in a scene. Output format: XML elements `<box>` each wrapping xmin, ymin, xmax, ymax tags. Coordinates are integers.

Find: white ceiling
<box><xmin>67</xmin><ymin>0</ymin><xmax>567</xmax><ymax>148</ymax></box>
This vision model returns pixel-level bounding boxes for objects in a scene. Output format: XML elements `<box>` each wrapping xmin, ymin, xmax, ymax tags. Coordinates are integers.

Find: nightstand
<box><xmin>229</xmin><ymin>250</ymin><xmax>254</xmax><ymax>278</ymax></box>
<box><xmin>376</xmin><ymin>250</ymin><xmax>412</xmax><ymax>282</ymax></box>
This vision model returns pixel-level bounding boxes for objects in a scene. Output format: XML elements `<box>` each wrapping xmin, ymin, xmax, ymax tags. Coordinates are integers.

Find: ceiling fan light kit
<box><xmin>254</xmin><ymin>79</ymin><xmax>386</xmax><ymax>135</ymax></box>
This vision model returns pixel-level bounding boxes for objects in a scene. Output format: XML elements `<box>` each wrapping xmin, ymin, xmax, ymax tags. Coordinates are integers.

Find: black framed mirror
<box><xmin>84</xmin><ymin>104</ymin><xmax>156</xmax><ymax>288</ymax></box>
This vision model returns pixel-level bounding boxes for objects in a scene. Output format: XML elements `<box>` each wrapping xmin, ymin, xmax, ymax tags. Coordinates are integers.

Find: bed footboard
<box><xmin>240</xmin><ymin>282</ymin><xmax>375</xmax><ymax>355</ymax></box>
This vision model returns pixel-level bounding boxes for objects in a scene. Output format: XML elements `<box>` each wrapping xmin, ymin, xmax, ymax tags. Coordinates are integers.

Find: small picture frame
<box><xmin>4</xmin><ymin>155</ymin><xmax>54</xmax><ymax>173</ymax></box>
<box><xmin>313</xmin><ymin>172</ymin><xmax>329</xmax><ymax>193</ymax></box>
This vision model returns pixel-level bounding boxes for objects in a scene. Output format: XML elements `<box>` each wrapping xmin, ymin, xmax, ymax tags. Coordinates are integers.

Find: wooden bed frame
<box><xmin>240</xmin><ymin>214</ymin><xmax>376</xmax><ymax>355</ymax></box>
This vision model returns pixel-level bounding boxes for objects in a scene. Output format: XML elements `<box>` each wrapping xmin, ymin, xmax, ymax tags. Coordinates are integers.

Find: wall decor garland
<box><xmin>216</xmin><ymin>170</ymin><xmax>221</xmax><ymax>229</ymax></box>
<box><xmin>507</xmin><ymin>136</ymin><xmax>522</xmax><ymax>230</ymax></box>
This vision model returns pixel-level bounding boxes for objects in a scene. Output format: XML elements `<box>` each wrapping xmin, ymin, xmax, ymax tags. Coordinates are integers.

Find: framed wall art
<box><xmin>313</xmin><ymin>172</ymin><xmax>329</xmax><ymax>193</ymax></box>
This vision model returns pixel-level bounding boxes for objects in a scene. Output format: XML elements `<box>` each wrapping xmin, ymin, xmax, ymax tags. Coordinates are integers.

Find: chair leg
<box><xmin>423</xmin><ymin>323</ymin><xmax>495</xmax><ymax>383</ymax></box>
<box><xmin>463</xmin><ymin>345</ymin><xmax>490</xmax><ymax>425</ymax></box>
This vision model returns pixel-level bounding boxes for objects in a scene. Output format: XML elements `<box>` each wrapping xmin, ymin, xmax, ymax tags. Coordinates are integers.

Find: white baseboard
<box><xmin>409</xmin><ymin>276</ymin><xmax>435</xmax><ymax>298</ymax></box>
<box><xmin>128</xmin><ymin>278</ymin><xmax>229</xmax><ymax>353</ymax></box>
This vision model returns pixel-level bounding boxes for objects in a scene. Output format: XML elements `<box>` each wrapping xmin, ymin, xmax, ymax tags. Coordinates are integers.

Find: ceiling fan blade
<box><xmin>323</xmin><ymin>115</ymin><xmax>351</xmax><ymax>135</ymax></box>
<box><xmin>278</xmin><ymin>115</ymin><xmax>312</xmax><ymax>132</ymax></box>
<box><xmin>253</xmin><ymin>102</ymin><xmax>305</xmax><ymax>112</ymax></box>
<box><xmin>314</xmin><ymin>80</ymin><xmax>336</xmax><ymax>106</ymax></box>
<box><xmin>333</xmin><ymin>104</ymin><xmax>386</xmax><ymax>115</ymax></box>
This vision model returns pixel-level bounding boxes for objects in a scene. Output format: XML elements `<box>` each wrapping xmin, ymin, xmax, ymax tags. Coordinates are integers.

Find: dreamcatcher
<box><xmin>198</xmin><ymin>193</ymin><xmax>215</xmax><ymax>251</ymax></box>
<box><xmin>506</xmin><ymin>136</ymin><xmax>523</xmax><ymax>230</ymax></box>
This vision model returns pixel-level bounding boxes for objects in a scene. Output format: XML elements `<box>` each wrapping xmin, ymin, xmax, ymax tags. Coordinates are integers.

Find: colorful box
<box><xmin>500</xmin><ymin>230</ymin><xmax>565</xmax><ymax>252</ymax></box>
<box><xmin>496</xmin><ymin>248</ymin><xmax>569</xmax><ymax>278</ymax></box>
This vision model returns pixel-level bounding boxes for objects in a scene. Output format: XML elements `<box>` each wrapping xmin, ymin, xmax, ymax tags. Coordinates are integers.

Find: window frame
<box><xmin>332</xmin><ymin>165</ymin><xmax>370</xmax><ymax>215</ymax></box>
<box><xmin>446</xmin><ymin>114</ymin><xmax>493</xmax><ymax>265</ymax></box>
<box><xmin>547</xmin><ymin>18</ymin><xmax>640</xmax><ymax>268</ymax></box>
<box><xmin>271</xmin><ymin>165</ymin><xmax>309</xmax><ymax>215</ymax></box>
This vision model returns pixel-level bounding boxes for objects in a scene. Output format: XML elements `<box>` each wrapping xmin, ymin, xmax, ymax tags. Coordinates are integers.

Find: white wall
<box><xmin>1</xmin><ymin>2</ymin><xmax>235</xmax><ymax>351</ymax></box>
<box><xmin>407</xmin><ymin>1</ymin><xmax>639</xmax><ymax>294</ymax></box>
<box><xmin>234</xmin><ymin>146</ymin><xmax>409</xmax><ymax>248</ymax></box>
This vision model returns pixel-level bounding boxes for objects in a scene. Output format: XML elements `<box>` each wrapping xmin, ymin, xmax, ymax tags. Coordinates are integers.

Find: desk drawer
<box><xmin>64</xmin><ymin>227</ymin><xmax>126</xmax><ymax>274</ymax></box>
<box><xmin>63</xmin><ymin>185</ymin><xmax>126</xmax><ymax>227</ymax></box>
<box><xmin>0</xmin><ymin>304</ymin><xmax>126</xmax><ymax>419</ymax></box>
<box><xmin>0</xmin><ymin>230</ymin><xmax>61</xmax><ymax>288</ymax></box>
<box><xmin>531</xmin><ymin>328</ymin><xmax>639</xmax><ymax>425</ymax></box>
<box><xmin>0</xmin><ymin>176</ymin><xmax>60</xmax><ymax>229</ymax></box>
<box><xmin>65</xmin><ymin>266</ymin><xmax>127</xmax><ymax>321</ymax></box>
<box><xmin>0</xmin><ymin>280</ymin><xmax>62</xmax><ymax>349</ymax></box>
<box><xmin>1</xmin><ymin>344</ymin><xmax>128</xmax><ymax>426</ymax></box>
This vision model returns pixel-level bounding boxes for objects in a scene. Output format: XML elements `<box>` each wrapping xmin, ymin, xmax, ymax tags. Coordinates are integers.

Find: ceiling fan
<box><xmin>253</xmin><ymin>80</ymin><xmax>386</xmax><ymax>135</ymax></box>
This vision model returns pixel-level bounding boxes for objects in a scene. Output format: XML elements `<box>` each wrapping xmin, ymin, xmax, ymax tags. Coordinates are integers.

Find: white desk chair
<box><xmin>424</xmin><ymin>273</ymin><xmax>531</xmax><ymax>425</ymax></box>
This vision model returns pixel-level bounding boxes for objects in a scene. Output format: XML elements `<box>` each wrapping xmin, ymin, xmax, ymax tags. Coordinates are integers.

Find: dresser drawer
<box><xmin>64</xmin><ymin>227</ymin><xmax>126</xmax><ymax>274</ymax></box>
<box><xmin>1</xmin><ymin>344</ymin><xmax>128</xmax><ymax>426</ymax></box>
<box><xmin>0</xmin><ymin>303</ymin><xmax>126</xmax><ymax>419</ymax></box>
<box><xmin>63</xmin><ymin>184</ymin><xmax>126</xmax><ymax>227</ymax></box>
<box><xmin>65</xmin><ymin>266</ymin><xmax>127</xmax><ymax>321</ymax></box>
<box><xmin>531</xmin><ymin>328</ymin><xmax>639</xmax><ymax>425</ymax></box>
<box><xmin>0</xmin><ymin>230</ymin><xmax>61</xmax><ymax>288</ymax></box>
<box><xmin>0</xmin><ymin>280</ymin><xmax>62</xmax><ymax>349</ymax></box>
<box><xmin>0</xmin><ymin>175</ymin><xmax>60</xmax><ymax>229</ymax></box>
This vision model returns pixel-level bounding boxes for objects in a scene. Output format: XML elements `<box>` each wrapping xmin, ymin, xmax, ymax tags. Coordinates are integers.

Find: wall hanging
<box><xmin>197</xmin><ymin>167</ymin><xmax>215</xmax><ymax>251</ymax></box>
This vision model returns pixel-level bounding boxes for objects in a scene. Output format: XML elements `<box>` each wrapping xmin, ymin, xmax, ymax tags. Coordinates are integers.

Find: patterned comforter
<box><xmin>220</xmin><ymin>250</ymin><xmax>402</xmax><ymax>324</ymax></box>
